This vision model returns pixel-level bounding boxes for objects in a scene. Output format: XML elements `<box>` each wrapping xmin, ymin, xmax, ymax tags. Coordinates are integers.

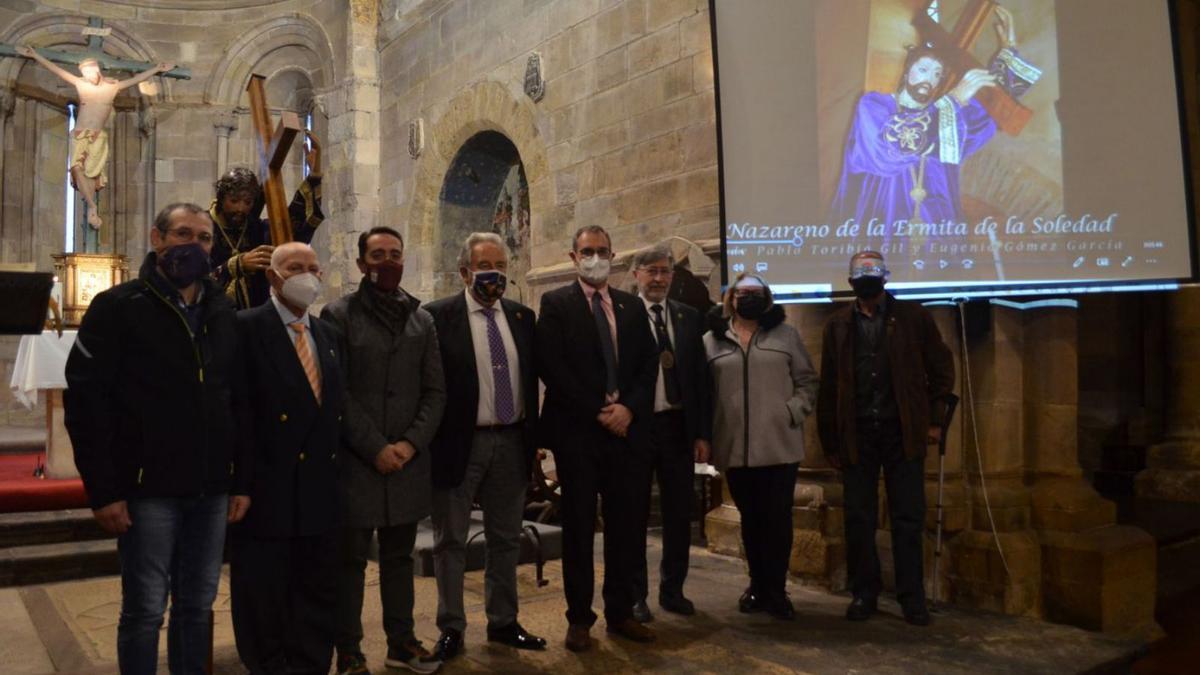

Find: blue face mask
<box><xmin>470</xmin><ymin>270</ymin><xmax>508</xmax><ymax>303</ymax></box>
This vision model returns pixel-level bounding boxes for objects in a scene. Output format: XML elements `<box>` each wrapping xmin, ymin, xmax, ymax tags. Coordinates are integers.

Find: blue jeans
<box><xmin>117</xmin><ymin>495</ymin><xmax>228</xmax><ymax>675</ymax></box>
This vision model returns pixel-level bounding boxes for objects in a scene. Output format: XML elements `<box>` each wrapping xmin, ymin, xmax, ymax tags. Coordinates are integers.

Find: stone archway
<box><xmin>203</xmin><ymin>14</ymin><xmax>336</xmax><ymax>107</ymax></box>
<box><xmin>0</xmin><ymin>14</ymin><xmax>166</xmax><ymax>99</ymax></box>
<box><xmin>406</xmin><ymin>80</ymin><xmax>550</xmax><ymax>300</ymax></box>
<box><xmin>434</xmin><ymin>131</ymin><xmax>530</xmax><ymax>300</ymax></box>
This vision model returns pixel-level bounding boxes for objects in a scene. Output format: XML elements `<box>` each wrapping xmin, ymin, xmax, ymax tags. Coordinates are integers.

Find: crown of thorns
<box><xmin>214</xmin><ymin>167</ymin><xmax>261</xmax><ymax>201</ymax></box>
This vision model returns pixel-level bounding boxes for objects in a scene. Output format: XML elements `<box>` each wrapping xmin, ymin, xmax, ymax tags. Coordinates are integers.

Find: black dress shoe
<box><xmin>487</xmin><ymin>622</ymin><xmax>547</xmax><ymax>650</ymax></box>
<box><xmin>903</xmin><ymin>605</ymin><xmax>931</xmax><ymax>626</ymax></box>
<box><xmin>632</xmin><ymin>599</ymin><xmax>655</xmax><ymax>623</ymax></box>
<box><xmin>766</xmin><ymin>594</ymin><xmax>795</xmax><ymax>621</ymax></box>
<box><xmin>432</xmin><ymin>629</ymin><xmax>463</xmax><ymax>661</ymax></box>
<box><xmin>738</xmin><ymin>588</ymin><xmax>764</xmax><ymax>614</ymax></box>
<box><xmin>845</xmin><ymin>596</ymin><xmax>878</xmax><ymax>621</ymax></box>
<box><xmin>658</xmin><ymin>592</ymin><xmax>696</xmax><ymax>616</ymax></box>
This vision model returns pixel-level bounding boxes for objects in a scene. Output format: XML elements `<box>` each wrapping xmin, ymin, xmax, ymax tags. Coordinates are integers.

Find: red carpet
<box><xmin>0</xmin><ymin>453</ymin><xmax>88</xmax><ymax>512</ymax></box>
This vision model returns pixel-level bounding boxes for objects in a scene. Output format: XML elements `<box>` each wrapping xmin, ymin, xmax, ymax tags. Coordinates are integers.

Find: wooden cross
<box><xmin>0</xmin><ymin>17</ymin><xmax>191</xmax><ymax>79</ymax></box>
<box><xmin>245</xmin><ymin>74</ymin><xmax>301</xmax><ymax>245</ymax></box>
<box><xmin>913</xmin><ymin>0</ymin><xmax>1032</xmax><ymax>135</ymax></box>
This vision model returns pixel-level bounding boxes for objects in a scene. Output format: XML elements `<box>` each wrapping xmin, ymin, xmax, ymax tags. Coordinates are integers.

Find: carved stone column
<box><xmin>213</xmin><ymin>108</ymin><xmax>239</xmax><ymax>179</ymax></box>
<box><xmin>1137</xmin><ymin>288</ymin><xmax>1200</xmax><ymax>501</ymax></box>
<box><xmin>0</xmin><ymin>86</ymin><xmax>15</xmax><ymax>240</ymax></box>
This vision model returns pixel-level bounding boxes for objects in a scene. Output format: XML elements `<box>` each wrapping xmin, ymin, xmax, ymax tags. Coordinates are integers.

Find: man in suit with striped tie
<box><xmin>230</xmin><ymin>241</ymin><xmax>344</xmax><ymax>675</ymax></box>
<box><xmin>425</xmin><ymin>232</ymin><xmax>546</xmax><ymax>662</ymax></box>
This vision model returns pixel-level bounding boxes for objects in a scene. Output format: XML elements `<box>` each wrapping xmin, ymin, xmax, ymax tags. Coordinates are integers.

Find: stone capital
<box><xmin>212</xmin><ymin>107</ymin><xmax>239</xmax><ymax>137</ymax></box>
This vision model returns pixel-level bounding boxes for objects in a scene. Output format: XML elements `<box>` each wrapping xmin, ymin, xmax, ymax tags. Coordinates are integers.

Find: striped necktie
<box><xmin>289</xmin><ymin>322</ymin><xmax>321</xmax><ymax>403</ymax></box>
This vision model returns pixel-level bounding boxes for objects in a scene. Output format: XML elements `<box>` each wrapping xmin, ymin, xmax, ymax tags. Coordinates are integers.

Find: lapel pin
<box><xmin>516</xmin><ymin>312</ymin><xmax>523</xmax><ymax>320</ymax></box>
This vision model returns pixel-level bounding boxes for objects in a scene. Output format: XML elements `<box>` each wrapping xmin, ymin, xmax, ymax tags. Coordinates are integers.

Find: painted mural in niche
<box><xmin>436</xmin><ymin>131</ymin><xmax>531</xmax><ymax>299</ymax></box>
<box><xmin>491</xmin><ymin>164</ymin><xmax>530</xmax><ymax>275</ymax></box>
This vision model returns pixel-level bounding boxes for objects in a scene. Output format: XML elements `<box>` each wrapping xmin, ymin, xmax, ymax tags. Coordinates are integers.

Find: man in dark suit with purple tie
<box><xmin>425</xmin><ymin>232</ymin><xmax>546</xmax><ymax>662</ymax></box>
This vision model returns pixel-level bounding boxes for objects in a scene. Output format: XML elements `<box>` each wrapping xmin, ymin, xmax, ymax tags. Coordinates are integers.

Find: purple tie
<box><xmin>484</xmin><ymin>308</ymin><xmax>515</xmax><ymax>424</ymax></box>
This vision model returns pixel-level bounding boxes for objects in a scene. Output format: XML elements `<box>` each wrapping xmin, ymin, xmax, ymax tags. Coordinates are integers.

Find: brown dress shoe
<box><xmin>606</xmin><ymin>618</ymin><xmax>657</xmax><ymax>643</ymax></box>
<box><xmin>565</xmin><ymin>624</ymin><xmax>592</xmax><ymax>652</ymax></box>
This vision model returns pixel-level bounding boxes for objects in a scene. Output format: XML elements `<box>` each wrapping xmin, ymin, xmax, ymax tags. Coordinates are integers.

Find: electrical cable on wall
<box><xmin>956</xmin><ymin>299</ymin><xmax>1012</xmax><ymax>580</ymax></box>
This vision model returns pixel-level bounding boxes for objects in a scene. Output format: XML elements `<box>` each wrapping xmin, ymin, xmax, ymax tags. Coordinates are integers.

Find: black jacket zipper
<box><xmin>142</xmin><ymin>280</ymin><xmax>210</xmax><ymax>492</ymax></box>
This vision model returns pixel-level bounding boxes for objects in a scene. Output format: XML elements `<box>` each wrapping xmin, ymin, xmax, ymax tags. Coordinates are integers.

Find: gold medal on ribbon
<box><xmin>660</xmin><ymin>351</ymin><xmax>675</xmax><ymax>369</ymax></box>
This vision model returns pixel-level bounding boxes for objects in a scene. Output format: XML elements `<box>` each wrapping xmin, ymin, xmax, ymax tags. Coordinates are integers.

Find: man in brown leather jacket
<box><xmin>817</xmin><ymin>251</ymin><xmax>954</xmax><ymax>627</ymax></box>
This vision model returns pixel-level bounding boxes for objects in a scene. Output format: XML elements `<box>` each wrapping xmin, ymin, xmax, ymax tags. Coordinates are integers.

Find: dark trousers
<box><xmin>725</xmin><ymin>463</ymin><xmax>799</xmax><ymax>600</ymax></box>
<box><xmin>555</xmin><ymin>435</ymin><xmax>650</xmax><ymax>627</ymax></box>
<box><xmin>842</xmin><ymin>418</ymin><xmax>926</xmax><ymax>608</ymax></box>
<box><xmin>633</xmin><ymin>411</ymin><xmax>695</xmax><ymax>601</ymax></box>
<box><xmin>117</xmin><ymin>495</ymin><xmax>227</xmax><ymax>675</ymax></box>
<box><xmin>335</xmin><ymin>523</ymin><xmax>419</xmax><ymax>655</ymax></box>
<box><xmin>231</xmin><ymin>529</ymin><xmax>338</xmax><ymax>675</ymax></box>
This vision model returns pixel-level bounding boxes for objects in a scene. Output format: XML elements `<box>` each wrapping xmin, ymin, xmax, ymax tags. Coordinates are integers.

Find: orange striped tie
<box><xmin>289</xmin><ymin>322</ymin><xmax>321</xmax><ymax>403</ymax></box>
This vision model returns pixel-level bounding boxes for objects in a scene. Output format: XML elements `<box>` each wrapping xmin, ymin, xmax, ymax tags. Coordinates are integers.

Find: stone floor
<box><xmin>3</xmin><ymin>535</ymin><xmax>1144</xmax><ymax>675</ymax></box>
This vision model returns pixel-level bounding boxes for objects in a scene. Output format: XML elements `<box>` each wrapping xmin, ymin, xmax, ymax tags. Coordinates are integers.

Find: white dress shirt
<box><xmin>465</xmin><ymin>289</ymin><xmax>523</xmax><ymax>425</ymax></box>
<box><xmin>271</xmin><ymin>293</ymin><xmax>320</xmax><ymax>388</ymax></box>
<box><xmin>641</xmin><ymin>295</ymin><xmax>681</xmax><ymax>413</ymax></box>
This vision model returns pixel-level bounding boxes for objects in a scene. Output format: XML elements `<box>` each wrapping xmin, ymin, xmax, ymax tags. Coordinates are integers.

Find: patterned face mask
<box><xmin>470</xmin><ymin>270</ymin><xmax>507</xmax><ymax>303</ymax></box>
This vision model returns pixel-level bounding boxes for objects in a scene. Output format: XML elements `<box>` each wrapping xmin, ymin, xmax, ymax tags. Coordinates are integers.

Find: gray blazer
<box><xmin>704</xmin><ymin>304</ymin><xmax>818</xmax><ymax>471</ymax></box>
<box><xmin>321</xmin><ymin>284</ymin><xmax>446</xmax><ymax>528</ymax></box>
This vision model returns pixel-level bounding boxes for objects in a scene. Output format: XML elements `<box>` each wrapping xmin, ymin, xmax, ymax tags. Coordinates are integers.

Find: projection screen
<box><xmin>711</xmin><ymin>0</ymin><xmax>1196</xmax><ymax>300</ymax></box>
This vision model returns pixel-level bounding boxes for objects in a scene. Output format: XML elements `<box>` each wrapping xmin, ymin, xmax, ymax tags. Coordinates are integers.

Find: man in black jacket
<box><xmin>425</xmin><ymin>232</ymin><xmax>546</xmax><ymax>662</ymax></box>
<box><xmin>64</xmin><ymin>203</ymin><xmax>251</xmax><ymax>675</ymax></box>
<box><xmin>230</xmin><ymin>242</ymin><xmax>344</xmax><ymax>675</ymax></box>
<box><xmin>537</xmin><ymin>225</ymin><xmax>660</xmax><ymax>652</ymax></box>
<box><xmin>629</xmin><ymin>244</ymin><xmax>711</xmax><ymax>622</ymax></box>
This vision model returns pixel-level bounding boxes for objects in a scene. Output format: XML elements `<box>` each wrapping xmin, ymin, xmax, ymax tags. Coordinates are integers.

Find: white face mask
<box><xmin>578</xmin><ymin>255</ymin><xmax>611</xmax><ymax>285</ymax></box>
<box><xmin>279</xmin><ymin>271</ymin><xmax>322</xmax><ymax>310</ymax></box>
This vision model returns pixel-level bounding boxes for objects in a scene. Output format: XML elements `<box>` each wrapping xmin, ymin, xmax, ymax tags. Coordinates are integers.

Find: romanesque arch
<box><xmin>407</xmin><ymin>80</ymin><xmax>551</xmax><ymax>292</ymax></box>
<box><xmin>204</xmin><ymin>14</ymin><xmax>336</xmax><ymax>107</ymax></box>
<box><xmin>0</xmin><ymin>14</ymin><xmax>166</xmax><ymax>101</ymax></box>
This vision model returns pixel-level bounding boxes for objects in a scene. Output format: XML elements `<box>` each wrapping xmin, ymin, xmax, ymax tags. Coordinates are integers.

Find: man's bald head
<box><xmin>267</xmin><ymin>242</ymin><xmax>322</xmax><ymax>311</ymax></box>
<box><xmin>271</xmin><ymin>242</ymin><xmax>318</xmax><ymax>272</ymax></box>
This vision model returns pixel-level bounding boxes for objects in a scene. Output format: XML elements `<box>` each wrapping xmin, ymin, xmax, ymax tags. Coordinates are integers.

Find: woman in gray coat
<box><xmin>704</xmin><ymin>273</ymin><xmax>818</xmax><ymax>620</ymax></box>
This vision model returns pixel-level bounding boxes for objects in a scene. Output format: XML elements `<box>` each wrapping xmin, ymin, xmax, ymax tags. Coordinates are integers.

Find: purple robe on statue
<box><xmin>830</xmin><ymin>93</ymin><xmax>994</xmax><ymax>242</ymax></box>
<box><xmin>829</xmin><ymin>48</ymin><xmax>1041</xmax><ymax>250</ymax></box>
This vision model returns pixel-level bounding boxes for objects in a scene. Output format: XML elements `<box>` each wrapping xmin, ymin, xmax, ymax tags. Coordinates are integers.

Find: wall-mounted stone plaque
<box><xmin>524</xmin><ymin>52</ymin><xmax>544</xmax><ymax>103</ymax></box>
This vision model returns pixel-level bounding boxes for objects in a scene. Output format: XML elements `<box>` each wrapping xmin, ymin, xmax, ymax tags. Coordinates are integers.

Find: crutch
<box><xmin>931</xmin><ymin>393</ymin><xmax>959</xmax><ymax>610</ymax></box>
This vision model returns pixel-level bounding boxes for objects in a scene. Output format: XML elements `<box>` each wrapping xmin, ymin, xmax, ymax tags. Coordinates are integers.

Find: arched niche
<box><xmin>406</xmin><ymin>81</ymin><xmax>551</xmax><ymax>300</ymax></box>
<box><xmin>436</xmin><ymin>131</ymin><xmax>530</xmax><ymax>299</ymax></box>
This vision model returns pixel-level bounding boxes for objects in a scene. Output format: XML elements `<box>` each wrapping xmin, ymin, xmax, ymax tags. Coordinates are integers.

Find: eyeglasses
<box><xmin>639</xmin><ymin>266</ymin><xmax>673</xmax><ymax>278</ymax></box>
<box><xmin>163</xmin><ymin>227</ymin><xmax>214</xmax><ymax>244</ymax></box>
<box><xmin>733</xmin><ymin>289</ymin><xmax>765</xmax><ymax>298</ymax></box>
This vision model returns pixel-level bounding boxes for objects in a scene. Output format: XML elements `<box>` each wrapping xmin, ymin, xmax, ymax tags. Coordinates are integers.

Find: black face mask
<box><xmin>850</xmin><ymin>276</ymin><xmax>885</xmax><ymax>300</ymax></box>
<box><xmin>158</xmin><ymin>242</ymin><xmax>212</xmax><ymax>289</ymax></box>
<box><xmin>735</xmin><ymin>294</ymin><xmax>769</xmax><ymax>320</ymax></box>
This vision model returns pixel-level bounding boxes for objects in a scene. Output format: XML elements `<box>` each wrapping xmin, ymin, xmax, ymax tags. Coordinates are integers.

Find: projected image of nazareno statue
<box><xmin>829</xmin><ymin>6</ymin><xmax>1040</xmax><ymax>246</ymax></box>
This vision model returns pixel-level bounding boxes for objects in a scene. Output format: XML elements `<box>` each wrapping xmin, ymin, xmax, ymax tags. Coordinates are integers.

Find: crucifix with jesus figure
<box><xmin>1</xmin><ymin>18</ymin><xmax>191</xmax><ymax>252</ymax></box>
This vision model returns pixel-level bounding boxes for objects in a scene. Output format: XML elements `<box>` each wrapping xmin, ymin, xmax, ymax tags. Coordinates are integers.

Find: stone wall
<box><xmin>377</xmin><ymin>0</ymin><xmax>718</xmax><ymax>301</ymax></box>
